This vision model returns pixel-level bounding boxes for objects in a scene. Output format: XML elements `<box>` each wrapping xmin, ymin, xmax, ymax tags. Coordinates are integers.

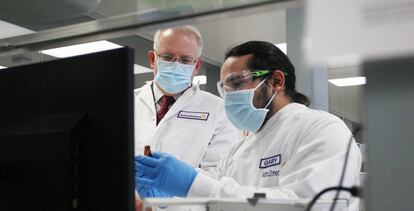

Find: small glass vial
<box><xmin>144</xmin><ymin>145</ymin><xmax>152</xmax><ymax>157</ymax></box>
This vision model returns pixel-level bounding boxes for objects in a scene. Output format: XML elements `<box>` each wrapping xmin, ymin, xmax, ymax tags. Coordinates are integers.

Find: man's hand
<box><xmin>137</xmin><ymin>185</ymin><xmax>172</xmax><ymax>198</ymax></box>
<box><xmin>135</xmin><ymin>152</ymin><xmax>197</xmax><ymax>197</ymax></box>
<box><xmin>135</xmin><ymin>196</ymin><xmax>143</xmax><ymax>211</ymax></box>
<box><xmin>135</xmin><ymin>192</ymin><xmax>153</xmax><ymax>211</ymax></box>
<box><xmin>135</xmin><ymin>163</ymin><xmax>172</xmax><ymax>198</ymax></box>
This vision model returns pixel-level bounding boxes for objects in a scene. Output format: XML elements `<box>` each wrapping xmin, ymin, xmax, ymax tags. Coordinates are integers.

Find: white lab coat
<box><xmin>188</xmin><ymin>103</ymin><xmax>362</xmax><ymax>211</ymax></box>
<box><xmin>134</xmin><ymin>82</ymin><xmax>242</xmax><ymax>173</ymax></box>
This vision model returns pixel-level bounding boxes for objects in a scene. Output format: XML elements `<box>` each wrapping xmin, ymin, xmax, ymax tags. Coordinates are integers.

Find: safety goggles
<box><xmin>217</xmin><ymin>70</ymin><xmax>272</xmax><ymax>97</ymax></box>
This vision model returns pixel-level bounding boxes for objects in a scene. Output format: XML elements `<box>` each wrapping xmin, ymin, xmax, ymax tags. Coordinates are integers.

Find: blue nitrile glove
<box><xmin>135</xmin><ymin>152</ymin><xmax>197</xmax><ymax>197</ymax></box>
<box><xmin>137</xmin><ymin>185</ymin><xmax>171</xmax><ymax>198</ymax></box>
<box><xmin>135</xmin><ymin>162</ymin><xmax>172</xmax><ymax>198</ymax></box>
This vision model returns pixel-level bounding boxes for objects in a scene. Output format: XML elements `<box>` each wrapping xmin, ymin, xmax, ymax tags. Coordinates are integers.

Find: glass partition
<box><xmin>0</xmin><ymin>0</ymin><xmax>295</xmax><ymax>96</ymax></box>
<box><xmin>0</xmin><ymin>1</ymin><xmax>373</xmax><ymax>210</ymax></box>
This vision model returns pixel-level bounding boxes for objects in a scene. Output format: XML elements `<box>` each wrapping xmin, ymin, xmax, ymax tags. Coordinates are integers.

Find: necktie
<box><xmin>156</xmin><ymin>95</ymin><xmax>175</xmax><ymax>125</ymax></box>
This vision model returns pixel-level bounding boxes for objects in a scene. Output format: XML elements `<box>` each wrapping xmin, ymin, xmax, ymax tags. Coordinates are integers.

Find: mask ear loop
<box><xmin>264</xmin><ymin>90</ymin><xmax>277</xmax><ymax>109</ymax></box>
<box><xmin>250</xmin><ymin>75</ymin><xmax>275</xmax><ymax>109</ymax></box>
<box><xmin>261</xmin><ymin>77</ymin><xmax>277</xmax><ymax>109</ymax></box>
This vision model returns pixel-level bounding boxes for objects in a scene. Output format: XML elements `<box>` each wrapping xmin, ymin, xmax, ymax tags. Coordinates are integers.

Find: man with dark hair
<box><xmin>135</xmin><ymin>41</ymin><xmax>362</xmax><ymax>211</ymax></box>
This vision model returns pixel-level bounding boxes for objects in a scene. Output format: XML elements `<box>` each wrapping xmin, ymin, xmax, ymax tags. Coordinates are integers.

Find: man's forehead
<box><xmin>220</xmin><ymin>54</ymin><xmax>252</xmax><ymax>79</ymax></box>
<box><xmin>158</xmin><ymin>45</ymin><xmax>195</xmax><ymax>57</ymax></box>
<box><xmin>158</xmin><ymin>31</ymin><xmax>199</xmax><ymax>57</ymax></box>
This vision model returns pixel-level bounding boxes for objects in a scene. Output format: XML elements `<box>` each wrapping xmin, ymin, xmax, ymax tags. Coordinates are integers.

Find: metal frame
<box><xmin>0</xmin><ymin>0</ymin><xmax>302</xmax><ymax>57</ymax></box>
<box><xmin>142</xmin><ymin>198</ymin><xmax>349</xmax><ymax>211</ymax></box>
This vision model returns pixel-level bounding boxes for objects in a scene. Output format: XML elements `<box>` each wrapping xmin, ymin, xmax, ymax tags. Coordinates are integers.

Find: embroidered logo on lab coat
<box><xmin>259</xmin><ymin>154</ymin><xmax>281</xmax><ymax>169</ymax></box>
<box><xmin>177</xmin><ymin>110</ymin><xmax>209</xmax><ymax>121</ymax></box>
<box><xmin>262</xmin><ymin>169</ymin><xmax>280</xmax><ymax>177</ymax></box>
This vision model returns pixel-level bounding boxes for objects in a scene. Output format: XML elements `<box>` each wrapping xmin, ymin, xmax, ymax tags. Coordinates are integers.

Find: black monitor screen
<box><xmin>0</xmin><ymin>47</ymin><xmax>135</xmax><ymax>211</ymax></box>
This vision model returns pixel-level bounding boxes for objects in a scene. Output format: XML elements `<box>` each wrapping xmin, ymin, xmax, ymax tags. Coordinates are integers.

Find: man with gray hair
<box><xmin>134</xmin><ymin>25</ymin><xmax>241</xmax><ymax>205</ymax></box>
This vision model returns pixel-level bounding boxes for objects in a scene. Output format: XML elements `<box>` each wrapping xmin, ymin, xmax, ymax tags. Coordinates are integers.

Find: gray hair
<box><xmin>153</xmin><ymin>25</ymin><xmax>203</xmax><ymax>57</ymax></box>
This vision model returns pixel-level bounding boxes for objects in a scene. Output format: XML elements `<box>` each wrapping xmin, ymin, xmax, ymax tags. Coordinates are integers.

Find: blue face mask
<box><xmin>224</xmin><ymin>79</ymin><xmax>276</xmax><ymax>132</ymax></box>
<box><xmin>155</xmin><ymin>60</ymin><xmax>195</xmax><ymax>94</ymax></box>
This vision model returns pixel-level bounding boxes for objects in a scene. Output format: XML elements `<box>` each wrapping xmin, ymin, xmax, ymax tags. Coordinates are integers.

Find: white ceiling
<box><xmin>137</xmin><ymin>10</ymin><xmax>286</xmax><ymax>64</ymax></box>
<box><xmin>96</xmin><ymin>0</ymin><xmax>286</xmax><ymax>64</ymax></box>
<box><xmin>0</xmin><ymin>0</ymin><xmax>286</xmax><ymax>66</ymax></box>
<box><xmin>195</xmin><ymin>10</ymin><xmax>286</xmax><ymax>64</ymax></box>
<box><xmin>0</xmin><ymin>20</ymin><xmax>33</xmax><ymax>39</ymax></box>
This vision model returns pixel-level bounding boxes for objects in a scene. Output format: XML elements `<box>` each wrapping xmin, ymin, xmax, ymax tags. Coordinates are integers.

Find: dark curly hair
<box><xmin>225</xmin><ymin>41</ymin><xmax>310</xmax><ymax>106</ymax></box>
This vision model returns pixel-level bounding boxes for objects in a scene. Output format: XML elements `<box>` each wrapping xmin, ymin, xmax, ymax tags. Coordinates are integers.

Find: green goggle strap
<box><xmin>251</xmin><ymin>70</ymin><xmax>288</xmax><ymax>77</ymax></box>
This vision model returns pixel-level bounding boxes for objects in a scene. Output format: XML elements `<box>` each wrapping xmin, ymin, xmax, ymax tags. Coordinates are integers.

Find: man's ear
<box><xmin>148</xmin><ymin>50</ymin><xmax>156</xmax><ymax>70</ymax></box>
<box><xmin>192</xmin><ymin>58</ymin><xmax>204</xmax><ymax>76</ymax></box>
<box><xmin>269</xmin><ymin>70</ymin><xmax>285</xmax><ymax>91</ymax></box>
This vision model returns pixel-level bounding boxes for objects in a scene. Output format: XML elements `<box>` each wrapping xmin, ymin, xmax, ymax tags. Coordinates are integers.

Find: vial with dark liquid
<box><xmin>144</xmin><ymin>145</ymin><xmax>152</xmax><ymax>157</ymax></box>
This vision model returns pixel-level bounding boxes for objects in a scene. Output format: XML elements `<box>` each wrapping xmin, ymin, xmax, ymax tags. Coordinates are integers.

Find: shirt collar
<box><xmin>152</xmin><ymin>81</ymin><xmax>181</xmax><ymax>103</ymax></box>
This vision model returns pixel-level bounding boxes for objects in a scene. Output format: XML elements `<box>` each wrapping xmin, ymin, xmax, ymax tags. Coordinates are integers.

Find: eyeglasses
<box><xmin>216</xmin><ymin>70</ymin><xmax>271</xmax><ymax>97</ymax></box>
<box><xmin>156</xmin><ymin>52</ymin><xmax>198</xmax><ymax>65</ymax></box>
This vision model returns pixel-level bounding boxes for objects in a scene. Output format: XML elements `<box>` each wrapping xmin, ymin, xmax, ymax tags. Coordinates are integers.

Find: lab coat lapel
<box><xmin>138</xmin><ymin>83</ymin><xmax>156</xmax><ymax>115</ymax></box>
<box><xmin>160</xmin><ymin>85</ymin><xmax>198</xmax><ymax>123</ymax></box>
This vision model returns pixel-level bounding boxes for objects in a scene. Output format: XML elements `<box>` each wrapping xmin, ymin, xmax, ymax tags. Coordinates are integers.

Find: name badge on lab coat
<box><xmin>259</xmin><ymin>154</ymin><xmax>281</xmax><ymax>169</ymax></box>
<box><xmin>177</xmin><ymin>110</ymin><xmax>209</xmax><ymax>121</ymax></box>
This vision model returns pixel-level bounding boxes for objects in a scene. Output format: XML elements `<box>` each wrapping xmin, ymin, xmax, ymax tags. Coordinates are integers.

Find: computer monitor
<box><xmin>0</xmin><ymin>47</ymin><xmax>135</xmax><ymax>211</ymax></box>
